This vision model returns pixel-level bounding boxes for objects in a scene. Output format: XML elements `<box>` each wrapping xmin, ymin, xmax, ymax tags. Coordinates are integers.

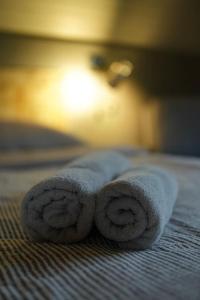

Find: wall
<box><xmin>0</xmin><ymin>35</ymin><xmax>146</xmax><ymax>146</ymax></box>
<box><xmin>1</xmin><ymin>33</ymin><xmax>200</xmax><ymax>149</ymax></box>
<box><xmin>0</xmin><ymin>67</ymin><xmax>143</xmax><ymax>146</ymax></box>
<box><xmin>1</xmin><ymin>0</ymin><xmax>200</xmax><ymax>54</ymax></box>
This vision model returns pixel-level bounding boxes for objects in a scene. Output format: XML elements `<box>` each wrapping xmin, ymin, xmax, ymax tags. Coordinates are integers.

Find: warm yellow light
<box><xmin>60</xmin><ymin>69</ymin><xmax>101</xmax><ymax>114</ymax></box>
<box><xmin>110</xmin><ymin>60</ymin><xmax>133</xmax><ymax>77</ymax></box>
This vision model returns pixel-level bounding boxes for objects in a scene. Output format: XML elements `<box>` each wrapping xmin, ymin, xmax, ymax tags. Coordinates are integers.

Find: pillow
<box><xmin>0</xmin><ymin>121</ymin><xmax>84</xmax><ymax>151</ymax></box>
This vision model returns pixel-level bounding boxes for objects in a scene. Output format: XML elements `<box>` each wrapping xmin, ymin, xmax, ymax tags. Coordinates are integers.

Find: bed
<box><xmin>0</xmin><ymin>128</ymin><xmax>200</xmax><ymax>299</ymax></box>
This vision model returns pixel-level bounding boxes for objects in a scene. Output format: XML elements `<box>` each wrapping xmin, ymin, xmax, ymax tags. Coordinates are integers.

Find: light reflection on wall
<box><xmin>60</xmin><ymin>69</ymin><xmax>102</xmax><ymax>115</ymax></box>
<box><xmin>0</xmin><ymin>67</ymin><xmax>142</xmax><ymax>146</ymax></box>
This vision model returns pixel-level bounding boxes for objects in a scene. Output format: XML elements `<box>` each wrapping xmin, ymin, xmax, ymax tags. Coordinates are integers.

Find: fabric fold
<box><xmin>95</xmin><ymin>165</ymin><xmax>178</xmax><ymax>249</ymax></box>
<box><xmin>21</xmin><ymin>151</ymin><xmax>131</xmax><ymax>244</ymax></box>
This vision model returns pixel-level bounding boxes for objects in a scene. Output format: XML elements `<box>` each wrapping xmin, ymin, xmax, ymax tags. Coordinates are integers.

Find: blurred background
<box><xmin>0</xmin><ymin>0</ymin><xmax>200</xmax><ymax>155</ymax></box>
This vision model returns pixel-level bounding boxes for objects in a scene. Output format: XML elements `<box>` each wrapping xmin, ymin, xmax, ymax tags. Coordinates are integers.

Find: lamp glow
<box><xmin>60</xmin><ymin>69</ymin><xmax>100</xmax><ymax>114</ymax></box>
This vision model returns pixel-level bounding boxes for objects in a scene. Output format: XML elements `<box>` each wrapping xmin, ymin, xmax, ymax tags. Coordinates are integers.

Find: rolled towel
<box><xmin>21</xmin><ymin>151</ymin><xmax>131</xmax><ymax>244</ymax></box>
<box><xmin>95</xmin><ymin>165</ymin><xmax>178</xmax><ymax>249</ymax></box>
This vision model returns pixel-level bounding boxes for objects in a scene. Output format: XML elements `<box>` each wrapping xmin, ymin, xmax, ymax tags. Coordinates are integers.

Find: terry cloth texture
<box><xmin>95</xmin><ymin>165</ymin><xmax>178</xmax><ymax>249</ymax></box>
<box><xmin>21</xmin><ymin>151</ymin><xmax>131</xmax><ymax>243</ymax></box>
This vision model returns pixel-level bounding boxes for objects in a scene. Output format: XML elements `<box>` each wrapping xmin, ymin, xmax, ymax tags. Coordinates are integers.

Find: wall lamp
<box><xmin>90</xmin><ymin>55</ymin><xmax>134</xmax><ymax>87</ymax></box>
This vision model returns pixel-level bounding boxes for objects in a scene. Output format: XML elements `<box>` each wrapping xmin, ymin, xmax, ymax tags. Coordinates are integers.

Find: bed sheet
<box><xmin>0</xmin><ymin>152</ymin><xmax>200</xmax><ymax>300</ymax></box>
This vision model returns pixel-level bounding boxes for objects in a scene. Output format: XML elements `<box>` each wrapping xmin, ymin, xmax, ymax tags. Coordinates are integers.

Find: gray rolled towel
<box><xmin>21</xmin><ymin>151</ymin><xmax>131</xmax><ymax>244</ymax></box>
<box><xmin>95</xmin><ymin>165</ymin><xmax>178</xmax><ymax>249</ymax></box>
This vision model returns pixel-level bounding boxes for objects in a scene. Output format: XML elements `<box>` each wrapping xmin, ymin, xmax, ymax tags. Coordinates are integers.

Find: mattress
<box><xmin>0</xmin><ymin>149</ymin><xmax>200</xmax><ymax>300</ymax></box>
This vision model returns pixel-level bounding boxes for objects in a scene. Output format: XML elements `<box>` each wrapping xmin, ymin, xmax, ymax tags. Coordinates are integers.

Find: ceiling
<box><xmin>0</xmin><ymin>0</ymin><xmax>200</xmax><ymax>54</ymax></box>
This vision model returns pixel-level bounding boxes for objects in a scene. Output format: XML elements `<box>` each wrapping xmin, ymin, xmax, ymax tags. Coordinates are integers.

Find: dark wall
<box><xmin>147</xmin><ymin>98</ymin><xmax>200</xmax><ymax>156</ymax></box>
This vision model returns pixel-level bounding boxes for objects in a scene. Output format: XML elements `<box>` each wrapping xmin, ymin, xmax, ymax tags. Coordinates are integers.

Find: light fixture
<box><xmin>108</xmin><ymin>60</ymin><xmax>134</xmax><ymax>87</ymax></box>
<box><xmin>90</xmin><ymin>55</ymin><xmax>134</xmax><ymax>87</ymax></box>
